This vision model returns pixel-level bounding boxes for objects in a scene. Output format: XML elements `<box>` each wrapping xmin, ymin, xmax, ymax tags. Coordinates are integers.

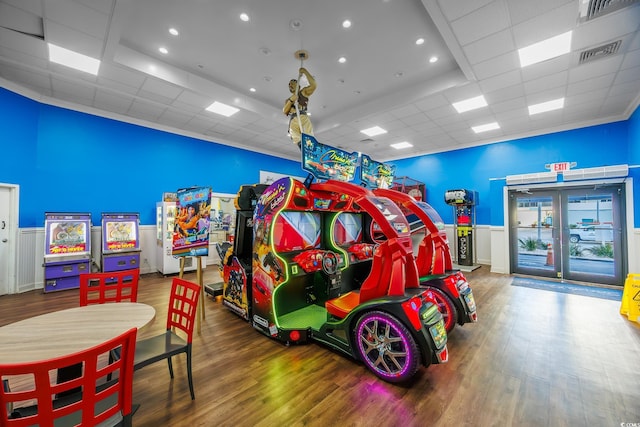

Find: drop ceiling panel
<box><xmin>450</xmin><ymin>1</ymin><xmax>510</xmax><ymax>46</ymax></box>
<box><xmin>0</xmin><ymin>0</ymin><xmax>638</xmax><ymax>161</ymax></box>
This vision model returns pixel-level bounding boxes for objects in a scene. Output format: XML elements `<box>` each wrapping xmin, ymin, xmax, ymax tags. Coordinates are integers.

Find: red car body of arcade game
<box><xmin>220</xmin><ymin>176</ymin><xmax>448</xmax><ymax>382</ymax></box>
<box><xmin>374</xmin><ymin>188</ymin><xmax>477</xmax><ymax>333</ymax></box>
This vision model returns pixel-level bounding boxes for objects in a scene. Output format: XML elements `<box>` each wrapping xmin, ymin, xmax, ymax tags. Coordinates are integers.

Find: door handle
<box><xmin>1</xmin><ymin>221</ymin><xmax>4</xmax><ymax>230</ymax></box>
<box><xmin>1</xmin><ymin>239</ymin><xmax>7</xmax><ymax>243</ymax></box>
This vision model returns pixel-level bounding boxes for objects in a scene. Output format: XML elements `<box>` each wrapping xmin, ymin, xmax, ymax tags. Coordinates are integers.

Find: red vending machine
<box><xmin>101</xmin><ymin>213</ymin><xmax>141</xmax><ymax>272</ymax></box>
<box><xmin>43</xmin><ymin>212</ymin><xmax>92</xmax><ymax>292</ymax></box>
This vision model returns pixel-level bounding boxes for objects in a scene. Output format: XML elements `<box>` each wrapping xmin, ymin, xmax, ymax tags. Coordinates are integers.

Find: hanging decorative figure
<box><xmin>284</xmin><ymin>65</ymin><xmax>316</xmax><ymax>149</ymax></box>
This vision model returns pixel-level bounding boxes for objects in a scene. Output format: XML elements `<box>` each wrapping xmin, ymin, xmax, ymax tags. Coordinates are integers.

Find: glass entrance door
<box><xmin>509</xmin><ymin>184</ymin><xmax>625</xmax><ymax>285</ymax></box>
<box><xmin>509</xmin><ymin>191</ymin><xmax>558</xmax><ymax>279</ymax></box>
<box><xmin>562</xmin><ymin>186</ymin><xmax>623</xmax><ymax>284</ymax></box>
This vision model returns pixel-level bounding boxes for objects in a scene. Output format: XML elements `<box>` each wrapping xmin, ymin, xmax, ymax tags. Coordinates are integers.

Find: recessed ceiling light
<box><xmin>416</xmin><ymin>38</ymin><xmax>425</xmax><ymax>45</ymax></box>
<box><xmin>429</xmin><ymin>56</ymin><xmax>438</xmax><ymax>63</ymax></box>
<box><xmin>249</xmin><ymin>87</ymin><xmax>256</xmax><ymax>92</ymax></box>
<box><xmin>206</xmin><ymin>101</ymin><xmax>239</xmax><ymax>117</ymax></box>
<box><xmin>518</xmin><ymin>31</ymin><xmax>572</xmax><ymax>68</ymax></box>
<box><xmin>528</xmin><ymin>98</ymin><xmax>565</xmax><ymax>115</ymax></box>
<box><xmin>472</xmin><ymin>122</ymin><xmax>500</xmax><ymax>133</ymax></box>
<box><xmin>360</xmin><ymin>126</ymin><xmax>387</xmax><ymax>137</ymax></box>
<box><xmin>342</xmin><ymin>19</ymin><xmax>352</xmax><ymax>28</ymax></box>
<box><xmin>391</xmin><ymin>141</ymin><xmax>413</xmax><ymax>149</ymax></box>
<box><xmin>338</xmin><ymin>56</ymin><xmax>347</xmax><ymax>64</ymax></box>
<box><xmin>48</xmin><ymin>43</ymin><xmax>100</xmax><ymax>75</ymax></box>
<box><xmin>452</xmin><ymin>95</ymin><xmax>488</xmax><ymax>113</ymax></box>
<box><xmin>158</xmin><ymin>47</ymin><xmax>168</xmax><ymax>54</ymax></box>
<box><xmin>168</xmin><ymin>28</ymin><xmax>179</xmax><ymax>36</ymax></box>
<box><xmin>240</xmin><ymin>12</ymin><xmax>250</xmax><ymax>22</ymax></box>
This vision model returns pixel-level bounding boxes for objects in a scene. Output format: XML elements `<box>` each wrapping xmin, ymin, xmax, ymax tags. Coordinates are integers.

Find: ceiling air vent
<box><xmin>578</xmin><ymin>40</ymin><xmax>622</xmax><ymax>64</ymax></box>
<box><xmin>578</xmin><ymin>0</ymin><xmax>640</xmax><ymax>22</ymax></box>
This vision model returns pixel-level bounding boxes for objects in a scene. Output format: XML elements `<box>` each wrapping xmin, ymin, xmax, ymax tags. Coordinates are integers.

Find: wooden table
<box><xmin>0</xmin><ymin>302</ymin><xmax>156</xmax><ymax>363</ymax></box>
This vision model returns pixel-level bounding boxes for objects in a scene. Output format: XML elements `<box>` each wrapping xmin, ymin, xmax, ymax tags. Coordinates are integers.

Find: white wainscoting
<box><xmin>12</xmin><ymin>223</ymin><xmax>640</xmax><ymax>294</ymax></box>
<box><xmin>444</xmin><ymin>224</ymin><xmax>492</xmax><ymax>266</ymax></box>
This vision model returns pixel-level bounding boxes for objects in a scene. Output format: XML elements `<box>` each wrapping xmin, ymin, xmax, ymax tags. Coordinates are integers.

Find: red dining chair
<box><xmin>0</xmin><ymin>327</ymin><xmax>138</xmax><ymax>427</ymax></box>
<box><xmin>79</xmin><ymin>269</ymin><xmax>140</xmax><ymax>306</ymax></box>
<box><xmin>133</xmin><ymin>277</ymin><xmax>201</xmax><ymax>400</ymax></box>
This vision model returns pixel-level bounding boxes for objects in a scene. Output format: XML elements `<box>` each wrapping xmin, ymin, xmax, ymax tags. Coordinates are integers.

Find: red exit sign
<box><xmin>547</xmin><ymin>162</ymin><xmax>573</xmax><ymax>172</ymax></box>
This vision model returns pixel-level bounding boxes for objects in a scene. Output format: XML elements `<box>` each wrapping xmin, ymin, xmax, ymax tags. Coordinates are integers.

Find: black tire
<box><xmin>354</xmin><ymin>311</ymin><xmax>420</xmax><ymax>383</ymax></box>
<box><xmin>428</xmin><ymin>287</ymin><xmax>458</xmax><ymax>333</ymax></box>
<box><xmin>569</xmin><ymin>234</ymin><xmax>579</xmax><ymax>243</ymax></box>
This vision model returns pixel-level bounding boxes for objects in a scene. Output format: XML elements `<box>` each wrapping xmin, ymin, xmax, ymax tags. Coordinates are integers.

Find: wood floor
<box><xmin>2</xmin><ymin>267</ymin><xmax>639</xmax><ymax>427</ymax></box>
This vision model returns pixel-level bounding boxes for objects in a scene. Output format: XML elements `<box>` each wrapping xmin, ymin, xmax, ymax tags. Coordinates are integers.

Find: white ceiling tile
<box><xmin>506</xmin><ymin>0</ymin><xmax>574</xmax><ymax>25</ymax></box>
<box><xmin>621</xmin><ymin>48</ymin><xmax>640</xmax><ymax>70</ymax></box>
<box><xmin>479</xmin><ymin>69</ymin><xmax>522</xmax><ymax>93</ymax></box>
<box><xmin>569</xmin><ymin>55</ymin><xmax>625</xmax><ymax>83</ymax></box>
<box><xmin>127</xmin><ymin>99</ymin><xmax>165</xmax><ymax>122</ymax></box>
<box><xmin>94</xmin><ymin>90</ymin><xmax>133</xmax><ymax>114</ymax></box>
<box><xmin>609</xmin><ymin>80</ymin><xmax>640</xmax><ymax>98</ymax></box>
<box><xmin>43</xmin><ymin>0</ymin><xmax>109</xmax><ymax>40</ymax></box>
<box><xmin>462</xmin><ymin>29</ymin><xmax>514</xmax><ymax>64</ymax></box>
<box><xmin>567</xmin><ymin>73</ymin><xmax>616</xmax><ymax>96</ymax></box>
<box><xmin>523</xmin><ymin>71</ymin><xmax>568</xmax><ymax>96</ymax></box>
<box><xmin>450</xmin><ymin>1</ymin><xmax>510</xmax><ymax>46</ymax></box>
<box><xmin>435</xmin><ymin>0</ymin><xmax>493</xmax><ymax>21</ymax></box>
<box><xmin>472</xmin><ymin>52</ymin><xmax>520</xmax><ymax>80</ymax></box>
<box><xmin>520</xmin><ymin>55</ymin><xmax>572</xmax><ymax>81</ymax></box>
<box><xmin>140</xmin><ymin>77</ymin><xmax>182</xmax><ymax>101</ymax></box>
<box><xmin>511</xmin><ymin>2</ymin><xmax>576</xmax><ymax>48</ymax></box>
<box><xmin>44</xmin><ymin>20</ymin><xmax>103</xmax><ymax>58</ymax></box>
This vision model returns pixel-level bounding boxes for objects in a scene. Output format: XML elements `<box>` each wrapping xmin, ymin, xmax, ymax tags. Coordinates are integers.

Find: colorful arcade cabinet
<box><xmin>43</xmin><ymin>212</ymin><xmax>92</xmax><ymax>292</ymax></box>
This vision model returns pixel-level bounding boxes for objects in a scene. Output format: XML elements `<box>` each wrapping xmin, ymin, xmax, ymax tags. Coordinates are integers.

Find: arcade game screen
<box><xmin>333</xmin><ymin>213</ymin><xmax>363</xmax><ymax>247</ymax></box>
<box><xmin>273</xmin><ymin>211</ymin><xmax>321</xmax><ymax>253</ymax></box>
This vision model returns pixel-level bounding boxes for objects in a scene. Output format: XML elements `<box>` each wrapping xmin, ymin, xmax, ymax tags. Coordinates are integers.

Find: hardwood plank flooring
<box><xmin>1</xmin><ymin>267</ymin><xmax>639</xmax><ymax>427</ymax></box>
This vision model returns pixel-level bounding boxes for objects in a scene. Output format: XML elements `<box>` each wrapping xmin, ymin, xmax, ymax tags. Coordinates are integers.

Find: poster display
<box><xmin>360</xmin><ymin>154</ymin><xmax>396</xmax><ymax>189</ymax></box>
<box><xmin>172</xmin><ymin>186</ymin><xmax>211</xmax><ymax>257</ymax></box>
<box><xmin>301</xmin><ymin>133</ymin><xmax>358</xmax><ymax>182</ymax></box>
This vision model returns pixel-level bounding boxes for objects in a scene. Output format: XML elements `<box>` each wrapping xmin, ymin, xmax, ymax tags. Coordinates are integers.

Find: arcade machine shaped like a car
<box><xmin>221</xmin><ymin>174</ymin><xmax>448</xmax><ymax>383</ymax></box>
<box><xmin>374</xmin><ymin>188</ymin><xmax>477</xmax><ymax>333</ymax></box>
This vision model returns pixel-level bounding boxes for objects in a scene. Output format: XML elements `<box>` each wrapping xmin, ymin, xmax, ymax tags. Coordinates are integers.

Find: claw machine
<box><xmin>156</xmin><ymin>197</ymin><xmax>201</xmax><ymax>275</ymax></box>
<box><xmin>43</xmin><ymin>212</ymin><xmax>92</xmax><ymax>292</ymax></box>
<box><xmin>101</xmin><ymin>213</ymin><xmax>141</xmax><ymax>272</ymax></box>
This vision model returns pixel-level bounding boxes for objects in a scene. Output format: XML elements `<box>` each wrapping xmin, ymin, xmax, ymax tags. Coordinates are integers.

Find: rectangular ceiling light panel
<box><xmin>391</xmin><ymin>141</ymin><xmax>413</xmax><ymax>149</ymax></box>
<box><xmin>472</xmin><ymin>122</ymin><xmax>500</xmax><ymax>133</ymax></box>
<box><xmin>452</xmin><ymin>95</ymin><xmax>488</xmax><ymax>113</ymax></box>
<box><xmin>48</xmin><ymin>43</ymin><xmax>100</xmax><ymax>75</ymax></box>
<box><xmin>360</xmin><ymin>126</ymin><xmax>387</xmax><ymax>137</ymax></box>
<box><xmin>518</xmin><ymin>31</ymin><xmax>572</xmax><ymax>68</ymax></box>
<box><xmin>528</xmin><ymin>98</ymin><xmax>565</xmax><ymax>115</ymax></box>
<box><xmin>206</xmin><ymin>101</ymin><xmax>239</xmax><ymax>117</ymax></box>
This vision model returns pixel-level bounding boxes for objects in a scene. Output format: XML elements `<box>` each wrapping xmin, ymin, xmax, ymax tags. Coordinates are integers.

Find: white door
<box><xmin>0</xmin><ymin>185</ymin><xmax>14</xmax><ymax>295</ymax></box>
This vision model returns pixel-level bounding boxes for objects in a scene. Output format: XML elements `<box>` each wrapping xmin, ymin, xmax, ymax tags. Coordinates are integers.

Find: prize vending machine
<box><xmin>444</xmin><ymin>189</ymin><xmax>478</xmax><ymax>268</ymax></box>
<box><xmin>156</xmin><ymin>201</ymin><xmax>199</xmax><ymax>275</ymax></box>
<box><xmin>101</xmin><ymin>213</ymin><xmax>141</xmax><ymax>272</ymax></box>
<box><xmin>43</xmin><ymin>212</ymin><xmax>92</xmax><ymax>292</ymax></box>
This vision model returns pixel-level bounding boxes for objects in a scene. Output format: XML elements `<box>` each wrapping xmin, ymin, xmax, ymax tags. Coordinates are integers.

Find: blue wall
<box><xmin>1</xmin><ymin>86</ymin><xmax>638</xmax><ymax>229</ymax></box>
<box><xmin>0</xmin><ymin>88</ymin><xmax>303</xmax><ymax>227</ymax></box>
<box><xmin>393</xmin><ymin>120</ymin><xmax>632</xmax><ymax>226</ymax></box>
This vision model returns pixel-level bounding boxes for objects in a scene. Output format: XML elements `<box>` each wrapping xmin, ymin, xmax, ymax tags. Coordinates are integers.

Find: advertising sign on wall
<box><xmin>172</xmin><ymin>186</ymin><xmax>211</xmax><ymax>257</ymax></box>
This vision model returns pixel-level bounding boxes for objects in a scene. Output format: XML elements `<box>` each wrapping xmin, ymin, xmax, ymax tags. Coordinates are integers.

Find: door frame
<box><xmin>502</xmin><ymin>177</ymin><xmax>634</xmax><ymax>285</ymax></box>
<box><xmin>0</xmin><ymin>183</ymin><xmax>19</xmax><ymax>295</ymax></box>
